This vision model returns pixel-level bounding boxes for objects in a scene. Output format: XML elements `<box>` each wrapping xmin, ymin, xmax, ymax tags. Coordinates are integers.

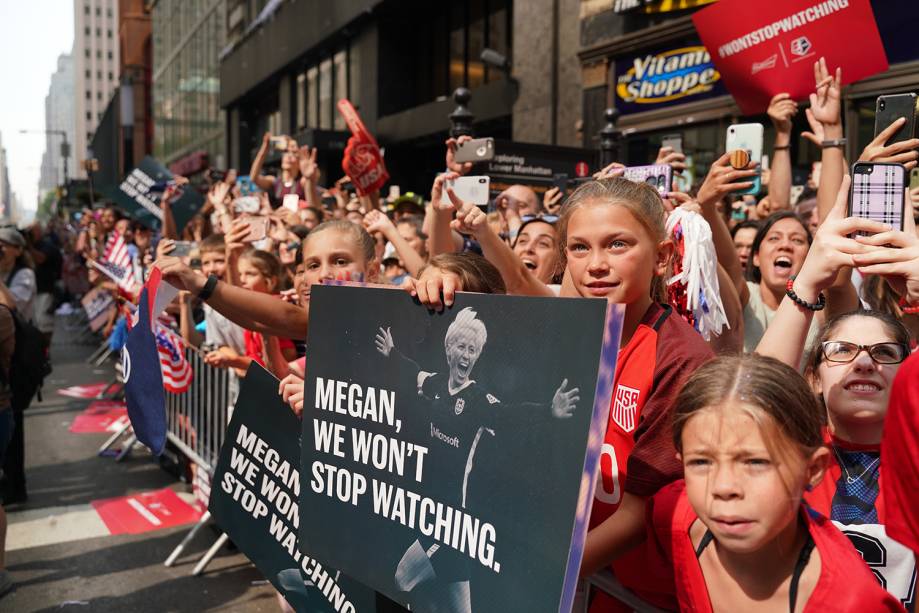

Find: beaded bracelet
<box><xmin>785</xmin><ymin>276</ymin><xmax>826</xmax><ymax>311</ymax></box>
<box><xmin>899</xmin><ymin>296</ymin><xmax>919</xmax><ymax>315</ymax></box>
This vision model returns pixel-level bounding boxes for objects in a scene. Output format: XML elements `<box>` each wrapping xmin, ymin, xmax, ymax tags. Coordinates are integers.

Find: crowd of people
<box><xmin>1</xmin><ymin>55</ymin><xmax>919</xmax><ymax>610</ymax></box>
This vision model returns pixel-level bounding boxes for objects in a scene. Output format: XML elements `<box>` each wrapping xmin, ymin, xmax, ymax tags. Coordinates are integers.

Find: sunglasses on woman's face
<box><xmin>520</xmin><ymin>214</ymin><xmax>559</xmax><ymax>224</ymax></box>
<box><xmin>821</xmin><ymin>341</ymin><xmax>909</xmax><ymax>365</ymax></box>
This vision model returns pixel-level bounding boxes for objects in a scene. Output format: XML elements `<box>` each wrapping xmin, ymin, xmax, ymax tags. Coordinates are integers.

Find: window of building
<box><xmin>96</xmin><ymin>7</ymin><xmax>100</xmax><ymax>15</ymax></box>
<box><xmin>97</xmin><ymin>91</ymin><xmax>102</xmax><ymax>100</ymax></box>
<box><xmin>85</xmin><ymin>49</ymin><xmax>90</xmax><ymax>58</ymax></box>
<box><xmin>107</xmin><ymin>29</ymin><xmax>112</xmax><ymax>38</ymax></box>
<box><xmin>97</xmin><ymin>71</ymin><xmax>102</xmax><ymax>79</ymax></box>
<box><xmin>296</xmin><ymin>72</ymin><xmax>307</xmax><ymax>130</ymax></box>
<box><xmin>85</xmin><ymin>27</ymin><xmax>90</xmax><ymax>36</ymax></box>
<box><xmin>85</xmin><ymin>90</ymin><xmax>91</xmax><ymax>99</ymax></box>
<box><xmin>107</xmin><ymin>7</ymin><xmax>112</xmax><ymax>17</ymax></box>
<box><xmin>377</xmin><ymin>0</ymin><xmax>511</xmax><ymax>117</ymax></box>
<box><xmin>319</xmin><ymin>58</ymin><xmax>332</xmax><ymax>130</ymax></box>
<box><xmin>307</xmin><ymin>67</ymin><xmax>318</xmax><ymax>129</ymax></box>
<box><xmin>85</xmin><ymin>69</ymin><xmax>91</xmax><ymax>78</ymax></box>
<box><xmin>87</xmin><ymin>132</ymin><xmax>92</xmax><ymax>142</ymax></box>
<box><xmin>108</xmin><ymin>72</ymin><xmax>113</xmax><ymax>80</ymax></box>
<box><xmin>97</xmin><ymin>50</ymin><xmax>102</xmax><ymax>58</ymax></box>
<box><xmin>96</xmin><ymin>27</ymin><xmax>101</xmax><ymax>36</ymax></box>
<box><xmin>107</xmin><ymin>50</ymin><xmax>113</xmax><ymax>60</ymax></box>
<box><xmin>86</xmin><ymin>111</ymin><xmax>91</xmax><ymax>120</ymax></box>
<box><xmin>333</xmin><ymin>51</ymin><xmax>348</xmax><ymax>130</ymax></box>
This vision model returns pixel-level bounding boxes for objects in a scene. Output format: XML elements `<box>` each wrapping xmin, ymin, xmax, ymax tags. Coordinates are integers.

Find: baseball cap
<box><xmin>0</xmin><ymin>227</ymin><xmax>25</xmax><ymax>248</ymax></box>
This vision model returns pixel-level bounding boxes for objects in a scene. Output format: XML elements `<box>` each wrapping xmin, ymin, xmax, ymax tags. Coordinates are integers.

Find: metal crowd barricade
<box><xmin>162</xmin><ymin>349</ymin><xmax>239</xmax><ymax>575</ymax></box>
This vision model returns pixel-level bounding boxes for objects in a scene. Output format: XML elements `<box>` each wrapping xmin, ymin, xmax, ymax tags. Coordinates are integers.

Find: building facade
<box><xmin>219</xmin><ymin>0</ymin><xmax>585</xmax><ymax>192</ymax></box>
<box><xmin>0</xmin><ymin>132</ymin><xmax>11</xmax><ymax>222</ymax></box>
<box><xmin>151</xmin><ymin>0</ymin><xmax>226</xmax><ymax>173</ymax></box>
<box><xmin>73</xmin><ymin>0</ymin><xmax>121</xmax><ymax>177</ymax></box>
<box><xmin>577</xmin><ymin>0</ymin><xmax>919</xmax><ymax>185</ymax></box>
<box><xmin>39</xmin><ymin>54</ymin><xmax>76</xmax><ymax>196</ymax></box>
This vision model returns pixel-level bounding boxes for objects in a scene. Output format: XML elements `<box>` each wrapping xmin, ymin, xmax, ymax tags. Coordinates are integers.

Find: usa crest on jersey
<box><xmin>613</xmin><ymin>384</ymin><xmax>640</xmax><ymax>433</ymax></box>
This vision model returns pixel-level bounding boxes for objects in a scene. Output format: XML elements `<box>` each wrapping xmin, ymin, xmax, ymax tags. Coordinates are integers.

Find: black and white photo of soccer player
<box><xmin>375</xmin><ymin>306</ymin><xmax>580</xmax><ymax>613</ymax></box>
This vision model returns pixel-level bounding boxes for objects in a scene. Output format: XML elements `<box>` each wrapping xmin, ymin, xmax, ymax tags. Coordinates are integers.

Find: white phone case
<box><xmin>440</xmin><ymin>175</ymin><xmax>491</xmax><ymax>206</ymax></box>
<box><xmin>725</xmin><ymin>123</ymin><xmax>764</xmax><ymax>195</ymax></box>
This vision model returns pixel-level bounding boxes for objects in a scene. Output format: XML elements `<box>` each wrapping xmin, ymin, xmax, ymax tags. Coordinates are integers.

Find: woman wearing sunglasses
<box><xmin>445</xmin><ymin>187</ymin><xmax>561</xmax><ymax>296</ymax></box>
<box><xmin>757</xmin><ymin>177</ymin><xmax>918</xmax><ymax>604</ymax></box>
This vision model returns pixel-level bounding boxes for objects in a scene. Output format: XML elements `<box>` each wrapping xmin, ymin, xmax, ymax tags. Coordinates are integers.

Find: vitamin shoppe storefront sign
<box><xmin>615</xmin><ymin>45</ymin><xmax>728</xmax><ymax>114</ymax></box>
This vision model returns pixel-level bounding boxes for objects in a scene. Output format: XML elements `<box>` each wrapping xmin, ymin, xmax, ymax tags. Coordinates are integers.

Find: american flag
<box><xmin>154</xmin><ymin>323</ymin><xmax>193</xmax><ymax>393</ymax></box>
<box><xmin>100</xmin><ymin>232</ymin><xmax>140</xmax><ymax>296</ymax></box>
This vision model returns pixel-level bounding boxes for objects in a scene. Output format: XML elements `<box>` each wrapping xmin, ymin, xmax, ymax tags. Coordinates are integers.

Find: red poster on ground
<box><xmin>92</xmin><ymin>488</ymin><xmax>202</xmax><ymax>535</ymax></box>
<box><xmin>69</xmin><ymin>400</ymin><xmax>129</xmax><ymax>433</ymax></box>
<box><xmin>692</xmin><ymin>0</ymin><xmax>888</xmax><ymax>115</ymax></box>
<box><xmin>58</xmin><ymin>382</ymin><xmax>110</xmax><ymax>399</ymax></box>
<box><xmin>337</xmin><ymin>99</ymin><xmax>389</xmax><ymax>196</ymax></box>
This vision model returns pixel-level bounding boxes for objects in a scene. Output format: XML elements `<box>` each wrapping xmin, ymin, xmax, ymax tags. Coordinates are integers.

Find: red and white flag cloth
<box><xmin>154</xmin><ymin>322</ymin><xmax>192</xmax><ymax>393</ymax></box>
<box><xmin>91</xmin><ymin>232</ymin><xmax>141</xmax><ymax>298</ymax></box>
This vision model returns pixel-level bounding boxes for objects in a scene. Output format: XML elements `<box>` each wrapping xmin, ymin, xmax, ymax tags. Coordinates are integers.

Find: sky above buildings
<box><xmin>0</xmin><ymin>0</ymin><xmax>74</xmax><ymax>220</ymax></box>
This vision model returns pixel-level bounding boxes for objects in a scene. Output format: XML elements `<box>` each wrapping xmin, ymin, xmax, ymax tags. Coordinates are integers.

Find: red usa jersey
<box><xmin>883</xmin><ymin>353</ymin><xmax>919</xmax><ymax>555</ymax></box>
<box><xmin>649</xmin><ymin>481</ymin><xmax>905</xmax><ymax>613</ymax></box>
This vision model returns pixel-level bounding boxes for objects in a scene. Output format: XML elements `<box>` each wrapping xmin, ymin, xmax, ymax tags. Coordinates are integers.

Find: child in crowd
<box><xmin>235</xmin><ymin>248</ymin><xmax>297</xmax><ymax>369</ymax></box>
<box><xmin>649</xmin><ymin>354</ymin><xmax>902</xmax><ymax>612</ymax></box>
<box><xmin>562</xmin><ymin>178</ymin><xmax>713</xmax><ymax>611</ymax></box>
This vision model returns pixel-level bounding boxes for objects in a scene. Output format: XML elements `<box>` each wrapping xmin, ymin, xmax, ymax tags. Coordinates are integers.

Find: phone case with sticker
<box><xmin>848</xmin><ymin>162</ymin><xmax>906</xmax><ymax>234</ymax></box>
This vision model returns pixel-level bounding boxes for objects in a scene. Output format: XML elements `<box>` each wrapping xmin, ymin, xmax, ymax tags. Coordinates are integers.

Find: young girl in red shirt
<box><xmin>563</xmin><ymin>178</ymin><xmax>713</xmax><ymax>610</ymax></box>
<box><xmin>648</xmin><ymin>354</ymin><xmax>903</xmax><ymax>612</ymax></box>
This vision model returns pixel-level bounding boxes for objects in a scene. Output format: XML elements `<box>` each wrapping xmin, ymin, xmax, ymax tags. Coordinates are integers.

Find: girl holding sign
<box><xmin>562</xmin><ymin>178</ymin><xmax>713</xmax><ymax>610</ymax></box>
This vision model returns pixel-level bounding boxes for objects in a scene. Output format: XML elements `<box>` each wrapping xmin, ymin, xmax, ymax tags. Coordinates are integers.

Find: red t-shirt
<box><xmin>647</xmin><ymin>481</ymin><xmax>904</xmax><ymax>612</ymax></box>
<box><xmin>244</xmin><ymin>330</ymin><xmax>296</xmax><ymax>367</ymax></box>
<box><xmin>589</xmin><ymin>303</ymin><xmax>713</xmax><ymax>611</ymax></box>
<box><xmin>883</xmin><ymin>352</ymin><xmax>919</xmax><ymax>553</ymax></box>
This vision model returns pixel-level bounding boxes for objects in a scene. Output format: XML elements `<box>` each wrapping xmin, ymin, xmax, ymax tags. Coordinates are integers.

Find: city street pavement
<box><xmin>3</xmin><ymin>320</ymin><xmax>277</xmax><ymax>612</ymax></box>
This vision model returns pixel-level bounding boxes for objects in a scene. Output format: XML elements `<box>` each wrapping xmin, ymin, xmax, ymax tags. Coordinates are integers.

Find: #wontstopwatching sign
<box><xmin>112</xmin><ymin>156</ymin><xmax>204</xmax><ymax>233</ymax></box>
<box><xmin>210</xmin><ymin>363</ymin><xmax>377</xmax><ymax>613</ymax></box>
<box><xmin>300</xmin><ymin>285</ymin><xmax>623</xmax><ymax>613</ymax></box>
<box><xmin>692</xmin><ymin>0</ymin><xmax>888</xmax><ymax>114</ymax></box>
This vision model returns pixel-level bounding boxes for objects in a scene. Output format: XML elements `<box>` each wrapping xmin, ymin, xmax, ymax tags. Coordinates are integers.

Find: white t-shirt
<box><xmin>204</xmin><ymin>304</ymin><xmax>246</xmax><ymax>354</ymax></box>
<box><xmin>743</xmin><ymin>280</ymin><xmax>819</xmax><ymax>361</ymax></box>
<box><xmin>6</xmin><ymin>268</ymin><xmax>36</xmax><ymax>322</ymax></box>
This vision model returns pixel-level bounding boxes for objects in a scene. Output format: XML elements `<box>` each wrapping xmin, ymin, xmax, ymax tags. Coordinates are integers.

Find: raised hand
<box><xmin>430</xmin><ymin>172</ymin><xmax>461</xmax><ymax>212</ymax></box>
<box><xmin>543</xmin><ymin>186</ymin><xmax>564</xmax><ymax>214</ymax></box>
<box><xmin>696</xmin><ymin>153</ymin><xmax>758</xmax><ymax>209</ymax></box>
<box><xmin>793</xmin><ymin>175</ymin><xmax>890</xmax><ymax>298</ymax></box>
<box><xmin>155</xmin><ymin>238</ymin><xmax>176</xmax><ymax>260</ymax></box>
<box><xmin>809</xmin><ymin>57</ymin><xmax>842</xmax><ymax>128</ymax></box>
<box><xmin>298</xmin><ymin>146</ymin><xmax>320</xmax><ymax>182</ymax></box>
<box><xmin>655</xmin><ymin>147</ymin><xmax>688</xmax><ymax>172</ymax></box>
<box><xmin>363</xmin><ymin>209</ymin><xmax>396</xmax><ymax>236</ymax></box>
<box><xmin>593</xmin><ymin>162</ymin><xmax>626</xmax><ymax>181</ymax></box>
<box><xmin>155</xmin><ymin>256</ymin><xmax>206</xmax><ymax>294</ymax></box>
<box><xmin>403</xmin><ymin>266</ymin><xmax>463</xmax><ymax>310</ymax></box>
<box><xmin>446</xmin><ymin>188</ymin><xmax>487</xmax><ymax>235</ymax></box>
<box><xmin>852</xmin><ymin>201</ymin><xmax>919</xmax><ymax>306</ymax></box>
<box><xmin>858</xmin><ymin>118</ymin><xmax>919</xmax><ymax>169</ymax></box>
<box><xmin>800</xmin><ymin>107</ymin><xmax>826</xmax><ymax>148</ymax></box>
<box><xmin>551</xmin><ymin>378</ymin><xmax>580</xmax><ymax>419</ymax></box>
<box><xmin>278</xmin><ymin>373</ymin><xmax>305</xmax><ymax>417</ymax></box>
<box><xmin>375</xmin><ymin>326</ymin><xmax>394</xmax><ymax>357</ymax></box>
<box><xmin>445</xmin><ymin>136</ymin><xmax>474</xmax><ymax>175</ymax></box>
<box><xmin>767</xmin><ymin>93</ymin><xmax>798</xmax><ymax>134</ymax></box>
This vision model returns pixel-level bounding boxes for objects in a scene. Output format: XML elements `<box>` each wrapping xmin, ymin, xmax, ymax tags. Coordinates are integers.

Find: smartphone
<box><xmin>726</xmin><ymin>123</ymin><xmax>764</xmax><ymax>195</ymax></box>
<box><xmin>454</xmin><ymin>137</ymin><xmax>495</xmax><ymax>163</ymax></box>
<box><xmin>282</xmin><ymin>194</ymin><xmax>300</xmax><ymax>212</ymax></box>
<box><xmin>171</xmin><ymin>241</ymin><xmax>198</xmax><ymax>258</ymax></box>
<box><xmin>321</xmin><ymin>195</ymin><xmax>337</xmax><ymax>210</ymax></box>
<box><xmin>270</xmin><ymin>136</ymin><xmax>289</xmax><ymax>151</ymax></box>
<box><xmin>245</xmin><ymin>216</ymin><xmax>270</xmax><ymax>242</ymax></box>
<box><xmin>874</xmin><ymin>94</ymin><xmax>918</xmax><ymax>146</ymax></box>
<box><xmin>440</xmin><ymin>175</ymin><xmax>491</xmax><ymax>206</ymax></box>
<box><xmin>236</xmin><ymin>175</ymin><xmax>258</xmax><ymax>196</ymax></box>
<box><xmin>553</xmin><ymin>173</ymin><xmax>569</xmax><ymax>198</ymax></box>
<box><xmin>848</xmin><ymin>162</ymin><xmax>906</xmax><ymax>234</ymax></box>
<box><xmin>233</xmin><ymin>196</ymin><xmax>261</xmax><ymax>214</ymax></box>
<box><xmin>911</xmin><ymin>167</ymin><xmax>919</xmax><ymax>191</ymax></box>
<box><xmin>661</xmin><ymin>134</ymin><xmax>683</xmax><ymax>154</ymax></box>
<box><xmin>622</xmin><ymin>164</ymin><xmax>674</xmax><ymax>196</ymax></box>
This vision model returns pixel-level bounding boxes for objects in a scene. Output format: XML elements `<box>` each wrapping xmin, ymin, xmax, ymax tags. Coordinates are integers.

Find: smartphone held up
<box><xmin>848</xmin><ymin>162</ymin><xmax>907</xmax><ymax>234</ymax></box>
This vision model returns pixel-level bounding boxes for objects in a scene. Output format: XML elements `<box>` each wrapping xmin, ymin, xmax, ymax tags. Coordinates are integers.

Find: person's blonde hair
<box><xmin>557</xmin><ymin>177</ymin><xmax>669</xmax><ymax>301</ymax></box>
